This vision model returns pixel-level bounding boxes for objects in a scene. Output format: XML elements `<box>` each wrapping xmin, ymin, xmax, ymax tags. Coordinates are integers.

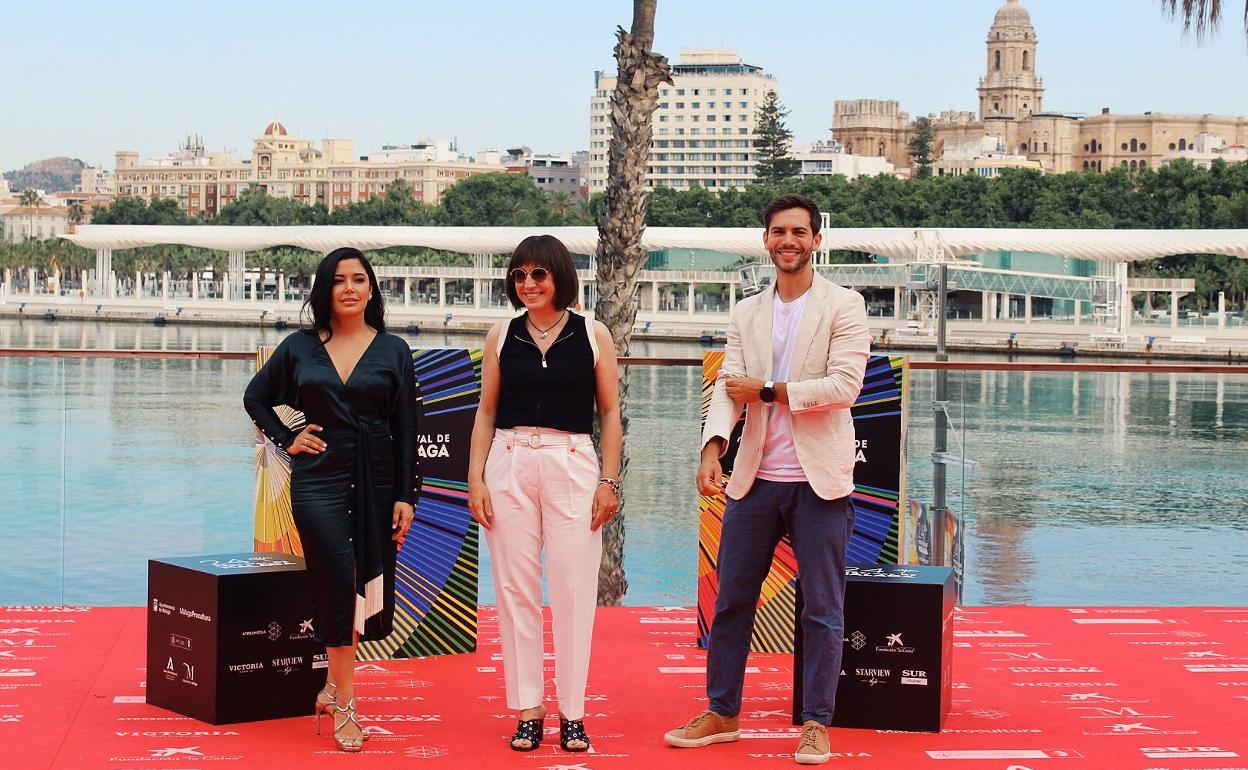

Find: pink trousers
<box><xmin>483</xmin><ymin>427</ymin><xmax>602</xmax><ymax>720</ymax></box>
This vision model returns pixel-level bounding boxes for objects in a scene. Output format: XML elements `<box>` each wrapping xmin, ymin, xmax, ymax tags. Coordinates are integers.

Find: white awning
<box><xmin>62</xmin><ymin>225</ymin><xmax>1248</xmax><ymax>262</ymax></box>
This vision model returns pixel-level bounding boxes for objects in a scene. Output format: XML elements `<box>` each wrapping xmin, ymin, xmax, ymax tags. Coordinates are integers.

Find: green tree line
<box><xmin>6</xmin><ymin>163</ymin><xmax>1248</xmax><ymax>310</ymax></box>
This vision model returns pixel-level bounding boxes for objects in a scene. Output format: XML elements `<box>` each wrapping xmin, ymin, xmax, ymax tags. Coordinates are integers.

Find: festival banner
<box><xmin>252</xmin><ymin>346</ymin><xmax>481</xmax><ymax>659</ymax></box>
<box><xmin>697</xmin><ymin>353</ymin><xmax>909</xmax><ymax>652</ymax></box>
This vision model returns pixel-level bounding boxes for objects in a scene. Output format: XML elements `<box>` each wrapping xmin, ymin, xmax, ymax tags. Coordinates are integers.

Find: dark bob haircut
<box><xmin>504</xmin><ymin>235</ymin><xmax>579</xmax><ymax>311</ymax></box>
<box><xmin>301</xmin><ymin>247</ymin><xmax>386</xmax><ymax>341</ymax></box>
<box><xmin>761</xmin><ymin>194</ymin><xmax>821</xmax><ymax>235</ymax></box>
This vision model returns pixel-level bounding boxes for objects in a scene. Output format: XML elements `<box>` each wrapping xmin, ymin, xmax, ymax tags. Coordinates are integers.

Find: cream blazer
<box><xmin>702</xmin><ymin>272</ymin><xmax>871</xmax><ymax>501</ymax></box>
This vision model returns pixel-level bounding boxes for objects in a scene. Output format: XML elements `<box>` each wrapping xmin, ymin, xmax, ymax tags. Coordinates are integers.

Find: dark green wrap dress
<box><xmin>244</xmin><ymin>329</ymin><xmax>418</xmax><ymax>645</ymax></box>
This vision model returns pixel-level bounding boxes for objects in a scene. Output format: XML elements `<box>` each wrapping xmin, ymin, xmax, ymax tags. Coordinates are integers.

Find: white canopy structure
<box><xmin>60</xmin><ymin>225</ymin><xmax>1248</xmax><ymax>334</ymax></box>
<box><xmin>63</xmin><ymin>224</ymin><xmax>1248</xmax><ymax>263</ymax></box>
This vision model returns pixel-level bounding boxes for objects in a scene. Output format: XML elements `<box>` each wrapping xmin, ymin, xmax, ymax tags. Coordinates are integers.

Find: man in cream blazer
<box><xmin>665</xmin><ymin>195</ymin><xmax>870</xmax><ymax>765</ymax></box>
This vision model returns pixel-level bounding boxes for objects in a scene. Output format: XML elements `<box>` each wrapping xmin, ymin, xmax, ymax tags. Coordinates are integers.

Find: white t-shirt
<box><xmin>756</xmin><ymin>289</ymin><xmax>810</xmax><ymax>482</ymax></box>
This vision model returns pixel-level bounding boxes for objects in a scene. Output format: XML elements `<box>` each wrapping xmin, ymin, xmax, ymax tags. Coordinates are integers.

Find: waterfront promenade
<box><xmin>4</xmin><ymin>291</ymin><xmax>1248</xmax><ymax>360</ymax></box>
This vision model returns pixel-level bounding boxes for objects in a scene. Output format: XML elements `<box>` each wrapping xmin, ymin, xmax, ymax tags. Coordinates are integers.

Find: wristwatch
<box><xmin>759</xmin><ymin>381</ymin><xmax>777</xmax><ymax>403</ymax></box>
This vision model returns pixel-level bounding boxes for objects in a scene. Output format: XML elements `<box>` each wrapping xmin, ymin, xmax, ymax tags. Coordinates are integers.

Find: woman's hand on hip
<box><xmin>287</xmin><ymin>425</ymin><xmax>326</xmax><ymax>455</ymax></box>
<box><xmin>590</xmin><ymin>483</ymin><xmax>619</xmax><ymax>532</ymax></box>
<box><xmin>468</xmin><ymin>479</ymin><xmax>494</xmax><ymax>531</ymax></box>
<box><xmin>392</xmin><ymin>502</ymin><xmax>415</xmax><ymax>546</ymax></box>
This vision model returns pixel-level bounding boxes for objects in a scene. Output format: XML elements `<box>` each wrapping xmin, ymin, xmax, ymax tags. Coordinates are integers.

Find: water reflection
<box><xmin>908</xmin><ymin>364</ymin><xmax>1247</xmax><ymax>605</ymax></box>
<box><xmin>0</xmin><ymin>316</ymin><xmax>704</xmax><ymax>359</ymax></box>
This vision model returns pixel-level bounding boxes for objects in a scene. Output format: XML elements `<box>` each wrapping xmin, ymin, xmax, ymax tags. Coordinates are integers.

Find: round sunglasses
<box><xmin>509</xmin><ymin>267</ymin><xmax>550</xmax><ymax>283</ymax></box>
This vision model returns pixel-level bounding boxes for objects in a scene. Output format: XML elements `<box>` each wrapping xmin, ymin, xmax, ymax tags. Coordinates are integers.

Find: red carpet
<box><xmin>3</xmin><ymin>605</ymin><xmax>1248</xmax><ymax>769</ymax></box>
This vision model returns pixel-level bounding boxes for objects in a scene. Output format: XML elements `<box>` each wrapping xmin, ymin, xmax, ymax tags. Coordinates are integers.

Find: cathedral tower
<box><xmin>978</xmin><ymin>0</ymin><xmax>1044</xmax><ymax>121</ymax></box>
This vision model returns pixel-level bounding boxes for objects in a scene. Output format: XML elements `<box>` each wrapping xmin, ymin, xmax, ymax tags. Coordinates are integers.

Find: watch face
<box><xmin>760</xmin><ymin>386</ymin><xmax>776</xmax><ymax>403</ymax></box>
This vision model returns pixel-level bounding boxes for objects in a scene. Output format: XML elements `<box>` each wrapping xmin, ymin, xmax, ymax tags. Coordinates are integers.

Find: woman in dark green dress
<box><xmin>244</xmin><ymin>247</ymin><xmax>418</xmax><ymax>752</ymax></box>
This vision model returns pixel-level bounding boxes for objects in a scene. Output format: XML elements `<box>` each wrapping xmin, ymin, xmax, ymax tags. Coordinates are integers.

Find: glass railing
<box><xmin>2</xmin><ymin>346</ymin><xmax>1246</xmax><ymax>609</ymax></box>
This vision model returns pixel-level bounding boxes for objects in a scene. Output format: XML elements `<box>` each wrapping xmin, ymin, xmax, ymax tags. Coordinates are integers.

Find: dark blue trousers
<box><xmin>706</xmin><ymin>479</ymin><xmax>854</xmax><ymax>724</ymax></box>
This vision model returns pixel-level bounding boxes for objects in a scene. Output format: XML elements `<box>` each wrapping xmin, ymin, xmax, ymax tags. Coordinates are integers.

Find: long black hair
<box><xmin>301</xmin><ymin>247</ymin><xmax>386</xmax><ymax>342</ymax></box>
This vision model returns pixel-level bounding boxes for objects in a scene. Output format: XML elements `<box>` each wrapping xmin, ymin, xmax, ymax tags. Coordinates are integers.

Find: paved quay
<box><xmin>3</xmin><ymin>294</ymin><xmax>1247</xmax><ymax>361</ymax></box>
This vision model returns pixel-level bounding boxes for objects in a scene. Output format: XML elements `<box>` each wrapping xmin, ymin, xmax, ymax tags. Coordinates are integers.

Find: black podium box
<box><xmin>146</xmin><ymin>552</ymin><xmax>325</xmax><ymax>724</ymax></box>
<box><xmin>794</xmin><ymin>564</ymin><xmax>955</xmax><ymax>732</ymax></box>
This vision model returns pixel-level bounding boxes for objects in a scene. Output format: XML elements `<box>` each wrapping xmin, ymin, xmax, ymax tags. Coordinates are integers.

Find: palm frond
<box><xmin>1160</xmin><ymin>0</ymin><xmax>1248</xmax><ymax>40</ymax></box>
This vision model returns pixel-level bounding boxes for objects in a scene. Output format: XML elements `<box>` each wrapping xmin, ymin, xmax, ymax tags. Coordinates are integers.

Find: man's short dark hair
<box><xmin>762</xmin><ymin>194</ymin><xmax>821</xmax><ymax>235</ymax></box>
<box><xmin>505</xmin><ymin>234</ymin><xmax>579</xmax><ymax>310</ymax></box>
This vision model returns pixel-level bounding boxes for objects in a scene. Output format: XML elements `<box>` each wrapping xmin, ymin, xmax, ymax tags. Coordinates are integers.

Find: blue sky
<box><xmin>4</xmin><ymin>0</ymin><xmax>1246</xmax><ymax>171</ymax></box>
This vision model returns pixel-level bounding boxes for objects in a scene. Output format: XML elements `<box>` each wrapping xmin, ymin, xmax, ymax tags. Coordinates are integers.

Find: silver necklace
<box><xmin>527</xmin><ymin>310</ymin><xmax>565</xmax><ymax>340</ymax></box>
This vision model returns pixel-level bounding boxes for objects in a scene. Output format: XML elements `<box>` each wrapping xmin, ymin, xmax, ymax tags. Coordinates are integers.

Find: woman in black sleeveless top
<box><xmin>468</xmin><ymin>235</ymin><xmax>622</xmax><ymax>753</ymax></box>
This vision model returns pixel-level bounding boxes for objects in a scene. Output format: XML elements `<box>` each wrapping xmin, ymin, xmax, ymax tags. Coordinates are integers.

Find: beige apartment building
<box><xmin>833</xmin><ymin>0</ymin><xmax>1248</xmax><ymax>176</ymax></box>
<box><xmin>1</xmin><ymin>206</ymin><xmax>71</xmax><ymax>243</ymax></box>
<box><xmin>588</xmin><ymin>49</ymin><xmax>775</xmax><ymax>193</ymax></box>
<box><xmin>113</xmin><ymin>122</ymin><xmax>507</xmax><ymax>217</ymax></box>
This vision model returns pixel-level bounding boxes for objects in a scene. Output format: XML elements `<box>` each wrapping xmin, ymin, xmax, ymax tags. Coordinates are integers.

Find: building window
<box><xmin>1121</xmin><ymin>143</ymin><xmax>1129</xmax><ymax>151</ymax></box>
<box><xmin>1179</xmin><ymin>138</ymin><xmax>1187</xmax><ymax>150</ymax></box>
<box><xmin>1130</xmin><ymin>138</ymin><xmax>1138</xmax><ymax>152</ymax></box>
<box><xmin>1140</xmin><ymin>142</ymin><xmax>1147</xmax><ymax>151</ymax></box>
<box><xmin>1022</xmin><ymin>50</ymin><xmax>1030</xmax><ymax>70</ymax></box>
<box><xmin>994</xmin><ymin>50</ymin><xmax>1001</xmax><ymax>70</ymax></box>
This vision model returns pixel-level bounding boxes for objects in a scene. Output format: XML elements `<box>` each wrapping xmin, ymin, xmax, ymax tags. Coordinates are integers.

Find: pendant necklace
<box><xmin>527</xmin><ymin>310</ymin><xmax>565</xmax><ymax>340</ymax></box>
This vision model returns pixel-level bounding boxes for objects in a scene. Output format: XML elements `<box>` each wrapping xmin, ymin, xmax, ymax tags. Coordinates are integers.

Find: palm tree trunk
<box><xmin>593</xmin><ymin>0</ymin><xmax>672</xmax><ymax>606</ymax></box>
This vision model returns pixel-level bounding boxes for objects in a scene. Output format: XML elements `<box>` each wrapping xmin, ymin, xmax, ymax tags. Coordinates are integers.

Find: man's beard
<box><xmin>772</xmin><ymin>250</ymin><xmax>812</xmax><ymax>275</ymax></box>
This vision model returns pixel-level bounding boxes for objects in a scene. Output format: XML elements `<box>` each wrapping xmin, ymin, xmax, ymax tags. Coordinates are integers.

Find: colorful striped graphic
<box><xmin>697</xmin><ymin>352</ymin><xmax>909</xmax><ymax>652</ymax></box>
<box><xmin>253</xmin><ymin>346</ymin><xmax>482</xmax><ymax>659</ymax></box>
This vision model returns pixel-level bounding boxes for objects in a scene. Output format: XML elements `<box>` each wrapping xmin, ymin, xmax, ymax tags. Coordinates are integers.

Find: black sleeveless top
<box><xmin>495</xmin><ymin>312</ymin><xmax>596</xmax><ymax>434</ymax></box>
